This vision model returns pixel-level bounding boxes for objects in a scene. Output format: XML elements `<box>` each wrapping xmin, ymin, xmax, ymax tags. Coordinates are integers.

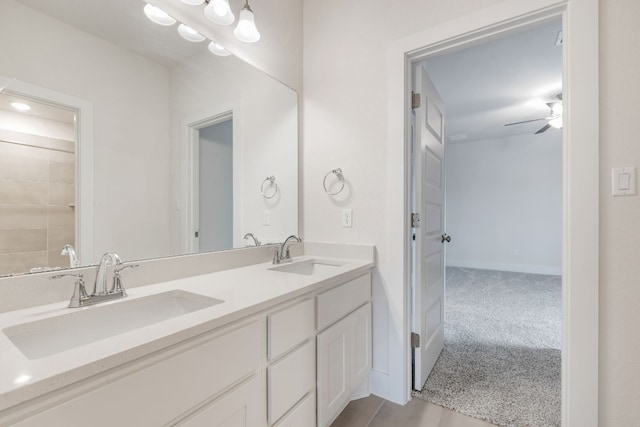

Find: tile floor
<box><xmin>331</xmin><ymin>395</ymin><xmax>497</xmax><ymax>427</ymax></box>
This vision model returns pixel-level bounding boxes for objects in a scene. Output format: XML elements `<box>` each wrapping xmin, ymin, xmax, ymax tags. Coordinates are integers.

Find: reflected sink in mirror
<box><xmin>269</xmin><ymin>260</ymin><xmax>343</xmax><ymax>276</ymax></box>
<box><xmin>3</xmin><ymin>290</ymin><xmax>224</xmax><ymax>360</ymax></box>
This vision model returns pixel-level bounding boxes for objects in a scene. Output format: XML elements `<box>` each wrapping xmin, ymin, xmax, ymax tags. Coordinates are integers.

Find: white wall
<box><xmin>169</xmin><ymin>50</ymin><xmax>298</xmax><ymax>250</ymax></box>
<box><xmin>304</xmin><ymin>0</ymin><xmax>640</xmax><ymax>424</ymax></box>
<box><xmin>445</xmin><ymin>132</ymin><xmax>562</xmax><ymax>275</ymax></box>
<box><xmin>0</xmin><ymin>0</ymin><xmax>172</xmax><ymax>264</ymax></box>
<box><xmin>599</xmin><ymin>0</ymin><xmax>640</xmax><ymax>425</ymax></box>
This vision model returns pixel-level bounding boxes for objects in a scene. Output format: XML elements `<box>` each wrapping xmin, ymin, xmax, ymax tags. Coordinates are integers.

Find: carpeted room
<box><xmin>413</xmin><ymin>19</ymin><xmax>564</xmax><ymax>427</ymax></box>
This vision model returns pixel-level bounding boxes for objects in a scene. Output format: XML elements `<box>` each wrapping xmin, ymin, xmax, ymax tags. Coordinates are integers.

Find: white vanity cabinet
<box><xmin>316</xmin><ymin>273</ymin><xmax>372</xmax><ymax>427</ymax></box>
<box><xmin>10</xmin><ymin>320</ymin><xmax>263</xmax><ymax>427</ymax></box>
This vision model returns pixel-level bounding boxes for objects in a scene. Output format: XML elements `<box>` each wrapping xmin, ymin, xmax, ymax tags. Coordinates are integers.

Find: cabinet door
<box><xmin>350</xmin><ymin>303</ymin><xmax>372</xmax><ymax>390</ymax></box>
<box><xmin>316</xmin><ymin>315</ymin><xmax>350</xmax><ymax>427</ymax></box>
<box><xmin>178</xmin><ymin>377</ymin><xmax>263</xmax><ymax>427</ymax></box>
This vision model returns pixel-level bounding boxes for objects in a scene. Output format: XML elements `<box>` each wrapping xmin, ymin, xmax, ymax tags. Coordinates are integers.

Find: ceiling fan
<box><xmin>504</xmin><ymin>93</ymin><xmax>563</xmax><ymax>134</ymax></box>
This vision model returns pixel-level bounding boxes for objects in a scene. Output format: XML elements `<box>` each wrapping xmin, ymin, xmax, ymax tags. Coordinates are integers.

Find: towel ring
<box><xmin>261</xmin><ymin>176</ymin><xmax>278</xmax><ymax>199</ymax></box>
<box><xmin>323</xmin><ymin>168</ymin><xmax>345</xmax><ymax>196</ymax></box>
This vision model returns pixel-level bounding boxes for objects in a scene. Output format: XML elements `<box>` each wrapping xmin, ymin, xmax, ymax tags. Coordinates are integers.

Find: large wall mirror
<box><xmin>0</xmin><ymin>0</ymin><xmax>298</xmax><ymax>277</ymax></box>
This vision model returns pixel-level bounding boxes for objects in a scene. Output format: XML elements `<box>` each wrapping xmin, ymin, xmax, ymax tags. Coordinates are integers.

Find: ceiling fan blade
<box><xmin>504</xmin><ymin>117</ymin><xmax>547</xmax><ymax>127</ymax></box>
<box><xmin>535</xmin><ymin>123</ymin><xmax>551</xmax><ymax>134</ymax></box>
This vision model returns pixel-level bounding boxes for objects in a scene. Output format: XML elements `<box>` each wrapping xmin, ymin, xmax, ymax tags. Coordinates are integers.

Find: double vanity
<box><xmin>0</xmin><ymin>243</ymin><xmax>374</xmax><ymax>427</ymax></box>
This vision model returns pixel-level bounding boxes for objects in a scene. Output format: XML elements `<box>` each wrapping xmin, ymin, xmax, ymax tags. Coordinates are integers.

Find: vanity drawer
<box><xmin>268</xmin><ymin>298</ymin><xmax>315</xmax><ymax>360</ymax></box>
<box><xmin>267</xmin><ymin>340</ymin><xmax>315</xmax><ymax>424</ymax></box>
<box><xmin>13</xmin><ymin>321</ymin><xmax>260</xmax><ymax>427</ymax></box>
<box><xmin>273</xmin><ymin>392</ymin><xmax>315</xmax><ymax>427</ymax></box>
<box><xmin>317</xmin><ymin>273</ymin><xmax>371</xmax><ymax>331</ymax></box>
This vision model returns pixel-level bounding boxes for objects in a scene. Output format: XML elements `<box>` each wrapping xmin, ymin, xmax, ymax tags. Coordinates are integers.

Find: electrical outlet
<box><xmin>342</xmin><ymin>209</ymin><xmax>353</xmax><ymax>228</ymax></box>
<box><xmin>263</xmin><ymin>210</ymin><xmax>270</xmax><ymax>226</ymax></box>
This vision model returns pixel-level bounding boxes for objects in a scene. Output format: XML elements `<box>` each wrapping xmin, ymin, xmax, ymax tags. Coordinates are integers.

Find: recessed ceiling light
<box><xmin>143</xmin><ymin>4</ymin><xmax>176</xmax><ymax>26</ymax></box>
<box><xmin>208</xmin><ymin>42</ymin><xmax>232</xmax><ymax>56</ymax></box>
<box><xmin>178</xmin><ymin>24</ymin><xmax>206</xmax><ymax>42</ymax></box>
<box><xmin>10</xmin><ymin>101</ymin><xmax>31</xmax><ymax>112</ymax></box>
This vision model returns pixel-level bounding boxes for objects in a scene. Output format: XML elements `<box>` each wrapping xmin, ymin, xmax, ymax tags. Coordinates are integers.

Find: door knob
<box><xmin>441</xmin><ymin>234</ymin><xmax>451</xmax><ymax>243</ymax></box>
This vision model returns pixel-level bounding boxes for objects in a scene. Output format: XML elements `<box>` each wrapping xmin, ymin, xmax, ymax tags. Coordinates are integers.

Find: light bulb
<box><xmin>143</xmin><ymin>4</ymin><xmax>176</xmax><ymax>26</ymax></box>
<box><xmin>551</xmin><ymin>102</ymin><xmax>563</xmax><ymax>116</ymax></box>
<box><xmin>179</xmin><ymin>0</ymin><xmax>204</xmax><ymax>4</ymax></box>
<box><xmin>10</xmin><ymin>102</ymin><xmax>31</xmax><ymax>112</ymax></box>
<box><xmin>233</xmin><ymin>5</ymin><xmax>260</xmax><ymax>43</ymax></box>
<box><xmin>208</xmin><ymin>42</ymin><xmax>232</xmax><ymax>56</ymax></box>
<box><xmin>204</xmin><ymin>0</ymin><xmax>235</xmax><ymax>26</ymax></box>
<box><xmin>549</xmin><ymin>117</ymin><xmax>563</xmax><ymax>129</ymax></box>
<box><xmin>178</xmin><ymin>24</ymin><xmax>206</xmax><ymax>42</ymax></box>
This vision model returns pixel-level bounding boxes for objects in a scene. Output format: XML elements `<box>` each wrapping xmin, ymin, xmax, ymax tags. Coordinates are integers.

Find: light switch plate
<box><xmin>612</xmin><ymin>167</ymin><xmax>637</xmax><ymax>196</ymax></box>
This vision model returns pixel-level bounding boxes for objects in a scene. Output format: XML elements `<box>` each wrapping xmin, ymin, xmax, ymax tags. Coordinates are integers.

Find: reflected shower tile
<box><xmin>49</xmin><ymin>182</ymin><xmax>75</xmax><ymax>206</ymax></box>
<box><xmin>49</xmin><ymin>161</ymin><xmax>75</xmax><ymax>184</ymax></box>
<box><xmin>0</xmin><ymin>179</ymin><xmax>48</xmax><ymax>205</ymax></box>
<box><xmin>0</xmin><ymin>204</ymin><xmax>47</xmax><ymax>230</ymax></box>
<box><xmin>48</xmin><ymin>227</ymin><xmax>75</xmax><ymax>251</ymax></box>
<box><xmin>48</xmin><ymin>250</ymin><xmax>70</xmax><ymax>269</ymax></box>
<box><xmin>0</xmin><ymin>153</ymin><xmax>48</xmax><ymax>181</ymax></box>
<box><xmin>0</xmin><ymin>229</ymin><xmax>47</xmax><ymax>253</ymax></box>
<box><xmin>48</xmin><ymin>137</ymin><xmax>75</xmax><ymax>153</ymax></box>
<box><xmin>48</xmin><ymin>206</ymin><xmax>75</xmax><ymax>228</ymax></box>
<box><xmin>49</xmin><ymin>150</ymin><xmax>75</xmax><ymax>164</ymax></box>
<box><xmin>0</xmin><ymin>251</ymin><xmax>48</xmax><ymax>276</ymax></box>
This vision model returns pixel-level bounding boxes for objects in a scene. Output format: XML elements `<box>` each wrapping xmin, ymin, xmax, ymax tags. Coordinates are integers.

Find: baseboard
<box><xmin>446</xmin><ymin>259</ymin><xmax>561</xmax><ymax>276</ymax></box>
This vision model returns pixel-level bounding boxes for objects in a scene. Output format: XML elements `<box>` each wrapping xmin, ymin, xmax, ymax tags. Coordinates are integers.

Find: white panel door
<box><xmin>412</xmin><ymin>63</ymin><xmax>446</xmax><ymax>389</ymax></box>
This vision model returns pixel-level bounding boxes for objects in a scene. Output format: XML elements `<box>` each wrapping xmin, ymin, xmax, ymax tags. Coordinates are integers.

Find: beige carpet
<box><xmin>415</xmin><ymin>267</ymin><xmax>561</xmax><ymax>427</ymax></box>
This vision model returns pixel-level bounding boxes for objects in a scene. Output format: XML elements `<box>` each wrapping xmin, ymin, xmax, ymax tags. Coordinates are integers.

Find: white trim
<box><xmin>387</xmin><ymin>0</ymin><xmax>599</xmax><ymax>425</ymax></box>
<box><xmin>446</xmin><ymin>259</ymin><xmax>562</xmax><ymax>276</ymax></box>
<box><xmin>0</xmin><ymin>76</ymin><xmax>95</xmax><ymax>265</ymax></box>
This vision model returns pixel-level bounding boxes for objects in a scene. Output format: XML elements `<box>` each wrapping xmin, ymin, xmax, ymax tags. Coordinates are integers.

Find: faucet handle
<box><xmin>111</xmin><ymin>264</ymin><xmax>139</xmax><ymax>294</ymax></box>
<box><xmin>51</xmin><ymin>273</ymin><xmax>87</xmax><ymax>308</ymax></box>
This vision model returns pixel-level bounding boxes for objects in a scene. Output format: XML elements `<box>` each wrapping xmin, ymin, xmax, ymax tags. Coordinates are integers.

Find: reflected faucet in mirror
<box><xmin>61</xmin><ymin>245</ymin><xmax>80</xmax><ymax>268</ymax></box>
<box><xmin>243</xmin><ymin>233</ymin><xmax>261</xmax><ymax>246</ymax></box>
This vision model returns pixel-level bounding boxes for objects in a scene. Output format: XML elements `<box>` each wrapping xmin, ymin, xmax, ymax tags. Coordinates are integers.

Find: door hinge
<box><xmin>411</xmin><ymin>213</ymin><xmax>421</xmax><ymax>228</ymax></box>
<box><xmin>411</xmin><ymin>332</ymin><xmax>420</xmax><ymax>348</ymax></box>
<box><xmin>411</xmin><ymin>92</ymin><xmax>421</xmax><ymax>109</ymax></box>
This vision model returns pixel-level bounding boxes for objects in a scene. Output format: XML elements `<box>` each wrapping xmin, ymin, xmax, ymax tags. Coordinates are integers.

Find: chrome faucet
<box><xmin>243</xmin><ymin>233</ymin><xmax>261</xmax><ymax>247</ymax></box>
<box><xmin>272</xmin><ymin>235</ymin><xmax>301</xmax><ymax>264</ymax></box>
<box><xmin>61</xmin><ymin>244</ymin><xmax>80</xmax><ymax>268</ymax></box>
<box><xmin>50</xmin><ymin>251</ymin><xmax>138</xmax><ymax>307</ymax></box>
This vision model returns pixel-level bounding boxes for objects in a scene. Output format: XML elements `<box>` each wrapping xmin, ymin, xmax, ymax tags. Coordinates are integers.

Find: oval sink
<box><xmin>3</xmin><ymin>290</ymin><xmax>224</xmax><ymax>360</ymax></box>
<box><xmin>269</xmin><ymin>259</ymin><xmax>343</xmax><ymax>276</ymax></box>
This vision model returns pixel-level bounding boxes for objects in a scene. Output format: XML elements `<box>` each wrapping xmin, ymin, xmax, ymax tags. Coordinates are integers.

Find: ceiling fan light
<box><xmin>143</xmin><ymin>4</ymin><xmax>176</xmax><ymax>26</ymax></box>
<box><xmin>549</xmin><ymin>117</ymin><xmax>563</xmax><ymax>129</ymax></box>
<box><xmin>208</xmin><ymin>41</ymin><xmax>232</xmax><ymax>56</ymax></box>
<box><xmin>179</xmin><ymin>0</ymin><xmax>205</xmax><ymax>4</ymax></box>
<box><xmin>178</xmin><ymin>24</ymin><xmax>206</xmax><ymax>42</ymax></box>
<box><xmin>204</xmin><ymin>0</ymin><xmax>235</xmax><ymax>26</ymax></box>
<box><xmin>234</xmin><ymin>5</ymin><xmax>261</xmax><ymax>43</ymax></box>
<box><xmin>551</xmin><ymin>102</ymin><xmax>563</xmax><ymax>116</ymax></box>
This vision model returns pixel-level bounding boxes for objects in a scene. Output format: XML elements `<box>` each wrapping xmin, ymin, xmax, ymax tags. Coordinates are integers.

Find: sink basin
<box><xmin>3</xmin><ymin>290</ymin><xmax>224</xmax><ymax>359</ymax></box>
<box><xmin>269</xmin><ymin>259</ymin><xmax>343</xmax><ymax>276</ymax></box>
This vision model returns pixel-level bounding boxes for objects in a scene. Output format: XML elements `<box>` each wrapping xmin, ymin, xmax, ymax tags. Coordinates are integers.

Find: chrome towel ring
<box><xmin>261</xmin><ymin>176</ymin><xmax>278</xmax><ymax>199</ymax></box>
<box><xmin>323</xmin><ymin>168</ymin><xmax>345</xmax><ymax>196</ymax></box>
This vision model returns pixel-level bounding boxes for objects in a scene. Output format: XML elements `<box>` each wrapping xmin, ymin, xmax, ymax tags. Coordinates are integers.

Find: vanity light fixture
<box><xmin>178</xmin><ymin>24</ymin><xmax>206</xmax><ymax>42</ymax></box>
<box><xmin>180</xmin><ymin>0</ymin><xmax>205</xmax><ymax>5</ymax></box>
<box><xmin>204</xmin><ymin>0</ymin><xmax>235</xmax><ymax>26</ymax></box>
<box><xmin>143</xmin><ymin>4</ymin><xmax>176</xmax><ymax>26</ymax></box>
<box><xmin>208</xmin><ymin>41</ymin><xmax>232</xmax><ymax>56</ymax></box>
<box><xmin>233</xmin><ymin>0</ymin><xmax>261</xmax><ymax>43</ymax></box>
<box><xmin>10</xmin><ymin>101</ymin><xmax>31</xmax><ymax>112</ymax></box>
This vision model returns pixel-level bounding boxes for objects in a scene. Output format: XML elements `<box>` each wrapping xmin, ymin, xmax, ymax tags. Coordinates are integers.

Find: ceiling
<box><xmin>16</xmin><ymin>0</ymin><xmax>204</xmax><ymax>68</ymax></box>
<box><xmin>422</xmin><ymin>19</ymin><xmax>563</xmax><ymax>143</ymax></box>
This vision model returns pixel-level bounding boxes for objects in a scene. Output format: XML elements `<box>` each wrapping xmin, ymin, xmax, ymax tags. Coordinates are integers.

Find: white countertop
<box><xmin>0</xmin><ymin>255</ymin><xmax>374</xmax><ymax>413</ymax></box>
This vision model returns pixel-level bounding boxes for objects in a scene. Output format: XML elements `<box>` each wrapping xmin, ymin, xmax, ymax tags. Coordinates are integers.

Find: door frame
<box><xmin>180</xmin><ymin>105</ymin><xmax>242</xmax><ymax>254</ymax></box>
<box><xmin>388</xmin><ymin>0</ymin><xmax>599</xmax><ymax>425</ymax></box>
